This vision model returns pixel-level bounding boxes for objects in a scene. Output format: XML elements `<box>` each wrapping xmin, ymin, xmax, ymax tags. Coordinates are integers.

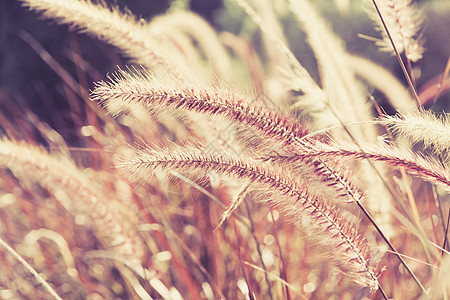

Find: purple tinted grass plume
<box><xmin>122</xmin><ymin>144</ymin><xmax>382</xmax><ymax>291</ymax></box>
<box><xmin>271</xmin><ymin>139</ymin><xmax>450</xmax><ymax>193</ymax></box>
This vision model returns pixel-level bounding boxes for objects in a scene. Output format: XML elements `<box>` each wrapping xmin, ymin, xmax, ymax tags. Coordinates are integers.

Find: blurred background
<box><xmin>1</xmin><ymin>0</ymin><xmax>449</xmax><ymax>142</ymax></box>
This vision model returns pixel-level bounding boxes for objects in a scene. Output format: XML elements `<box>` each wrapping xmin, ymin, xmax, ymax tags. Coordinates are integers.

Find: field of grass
<box><xmin>0</xmin><ymin>0</ymin><xmax>449</xmax><ymax>299</ymax></box>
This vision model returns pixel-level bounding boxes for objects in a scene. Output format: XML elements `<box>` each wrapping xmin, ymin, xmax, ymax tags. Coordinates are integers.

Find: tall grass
<box><xmin>0</xmin><ymin>0</ymin><xmax>449</xmax><ymax>299</ymax></box>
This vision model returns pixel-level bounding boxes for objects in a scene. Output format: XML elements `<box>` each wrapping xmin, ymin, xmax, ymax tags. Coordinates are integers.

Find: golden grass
<box><xmin>0</xmin><ymin>0</ymin><xmax>449</xmax><ymax>298</ymax></box>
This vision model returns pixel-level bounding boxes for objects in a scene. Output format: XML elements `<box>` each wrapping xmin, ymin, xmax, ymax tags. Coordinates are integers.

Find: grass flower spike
<box><xmin>21</xmin><ymin>0</ymin><xmax>187</xmax><ymax>77</ymax></box>
<box><xmin>383</xmin><ymin>111</ymin><xmax>450</xmax><ymax>153</ymax></box>
<box><xmin>0</xmin><ymin>138</ymin><xmax>144</xmax><ymax>263</ymax></box>
<box><xmin>123</xmin><ymin>144</ymin><xmax>382</xmax><ymax>291</ymax></box>
<box><xmin>369</xmin><ymin>0</ymin><xmax>425</xmax><ymax>62</ymax></box>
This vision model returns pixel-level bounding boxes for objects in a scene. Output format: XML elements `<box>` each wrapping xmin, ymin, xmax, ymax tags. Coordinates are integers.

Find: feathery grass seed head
<box><xmin>122</xmin><ymin>143</ymin><xmax>382</xmax><ymax>291</ymax></box>
<box><xmin>382</xmin><ymin>111</ymin><xmax>450</xmax><ymax>153</ymax></box>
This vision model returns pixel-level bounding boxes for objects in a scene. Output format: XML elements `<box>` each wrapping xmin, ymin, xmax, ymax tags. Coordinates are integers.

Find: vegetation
<box><xmin>0</xmin><ymin>0</ymin><xmax>449</xmax><ymax>299</ymax></box>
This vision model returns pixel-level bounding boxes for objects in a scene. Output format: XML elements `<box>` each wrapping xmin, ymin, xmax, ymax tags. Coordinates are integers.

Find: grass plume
<box><xmin>382</xmin><ymin>111</ymin><xmax>450</xmax><ymax>153</ymax></box>
<box><xmin>123</xmin><ymin>143</ymin><xmax>382</xmax><ymax>291</ymax></box>
<box><xmin>0</xmin><ymin>138</ymin><xmax>144</xmax><ymax>263</ymax></box>
<box><xmin>20</xmin><ymin>0</ymin><xmax>186</xmax><ymax>77</ymax></box>
<box><xmin>368</xmin><ymin>0</ymin><xmax>425</xmax><ymax>62</ymax></box>
<box><xmin>269</xmin><ymin>139</ymin><xmax>450</xmax><ymax>193</ymax></box>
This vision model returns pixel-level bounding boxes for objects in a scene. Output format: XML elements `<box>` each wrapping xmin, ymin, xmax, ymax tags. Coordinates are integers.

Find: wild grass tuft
<box><xmin>0</xmin><ymin>0</ymin><xmax>449</xmax><ymax>298</ymax></box>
